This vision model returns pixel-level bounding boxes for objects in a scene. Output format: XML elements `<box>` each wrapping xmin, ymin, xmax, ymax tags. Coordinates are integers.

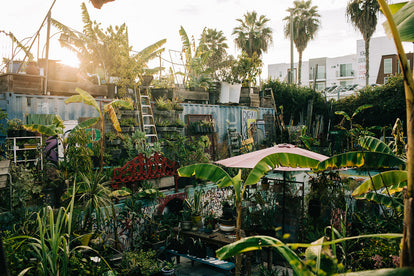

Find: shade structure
<box><xmin>215</xmin><ymin>143</ymin><xmax>329</xmax><ymax>170</ymax></box>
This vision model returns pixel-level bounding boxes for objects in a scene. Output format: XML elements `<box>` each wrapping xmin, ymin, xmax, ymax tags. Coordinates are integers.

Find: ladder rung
<box><xmin>144</xmin><ymin>124</ymin><xmax>156</xmax><ymax>128</ymax></box>
<box><xmin>142</xmin><ymin>105</ymin><xmax>151</xmax><ymax>108</ymax></box>
<box><xmin>145</xmin><ymin>134</ymin><xmax>158</xmax><ymax>137</ymax></box>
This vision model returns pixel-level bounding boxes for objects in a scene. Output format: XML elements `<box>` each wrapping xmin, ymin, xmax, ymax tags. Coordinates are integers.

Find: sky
<box><xmin>0</xmin><ymin>0</ymin><xmax>398</xmax><ymax>78</ymax></box>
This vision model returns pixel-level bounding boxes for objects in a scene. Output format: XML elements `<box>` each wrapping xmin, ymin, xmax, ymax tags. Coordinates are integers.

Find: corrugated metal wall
<box><xmin>181</xmin><ymin>103</ymin><xmax>275</xmax><ymax>142</ymax></box>
<box><xmin>1</xmin><ymin>93</ymin><xmax>275</xmax><ymax>143</ymax></box>
<box><xmin>1</xmin><ymin>92</ymin><xmax>101</xmax><ymax>121</ymax></box>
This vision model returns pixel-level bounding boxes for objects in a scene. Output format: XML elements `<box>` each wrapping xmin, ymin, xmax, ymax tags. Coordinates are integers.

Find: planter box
<box><xmin>120</xmin><ymin>126</ymin><xmax>136</xmax><ymax>133</ymax></box>
<box><xmin>157</xmin><ymin>126</ymin><xmax>177</xmax><ymax>132</ymax></box>
<box><xmin>153</xmin><ymin>109</ymin><xmax>176</xmax><ymax>118</ymax></box>
<box><xmin>119</xmin><ymin>110</ymin><xmax>138</xmax><ymax>116</ymax></box>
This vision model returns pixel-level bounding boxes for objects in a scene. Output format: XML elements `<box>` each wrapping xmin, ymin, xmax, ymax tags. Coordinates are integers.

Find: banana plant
<box><xmin>65</xmin><ymin>87</ymin><xmax>133</xmax><ymax>171</ymax></box>
<box><xmin>216</xmin><ymin>234</ymin><xmax>407</xmax><ymax>276</ymax></box>
<box><xmin>334</xmin><ymin>104</ymin><xmax>373</xmax><ymax>150</ymax></box>
<box><xmin>378</xmin><ymin>0</ymin><xmax>414</xmax><ymax>265</ymax></box>
<box><xmin>350</xmin><ymin>136</ymin><xmax>407</xmax><ymax>215</ymax></box>
<box><xmin>178</xmin><ymin>153</ymin><xmax>321</xmax><ymax>275</ymax></box>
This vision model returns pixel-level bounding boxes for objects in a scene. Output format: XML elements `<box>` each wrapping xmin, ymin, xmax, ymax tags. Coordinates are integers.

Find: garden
<box><xmin>1</xmin><ymin>1</ymin><xmax>414</xmax><ymax>275</ymax></box>
<box><xmin>0</xmin><ymin>73</ymin><xmax>411</xmax><ymax>276</ymax></box>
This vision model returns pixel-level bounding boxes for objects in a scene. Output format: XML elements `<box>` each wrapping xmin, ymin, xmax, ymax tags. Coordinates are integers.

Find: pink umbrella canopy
<box><xmin>215</xmin><ymin>143</ymin><xmax>329</xmax><ymax>170</ymax></box>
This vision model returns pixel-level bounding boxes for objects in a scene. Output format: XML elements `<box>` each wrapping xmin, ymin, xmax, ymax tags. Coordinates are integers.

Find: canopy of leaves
<box><xmin>53</xmin><ymin>3</ymin><xmax>165</xmax><ymax>96</ymax></box>
<box><xmin>261</xmin><ymin>78</ymin><xmax>328</xmax><ymax>126</ymax></box>
<box><xmin>333</xmin><ymin>75</ymin><xmax>405</xmax><ymax>134</ymax></box>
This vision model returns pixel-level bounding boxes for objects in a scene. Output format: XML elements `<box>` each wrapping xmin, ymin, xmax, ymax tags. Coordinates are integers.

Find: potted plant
<box><xmin>184</xmin><ymin>189</ymin><xmax>205</xmax><ymax>228</ymax></box>
<box><xmin>156</xmin><ymin>119</ymin><xmax>176</xmax><ymax>132</ymax></box>
<box><xmin>7</xmin><ymin>118</ymin><xmax>25</xmax><ymax>137</ymax></box>
<box><xmin>181</xmin><ymin>208</ymin><xmax>193</xmax><ymax>231</ymax></box>
<box><xmin>219</xmin><ymin>201</ymin><xmax>235</xmax><ymax>230</ymax></box>
<box><xmin>200</xmin><ymin>119</ymin><xmax>215</xmax><ymax>133</ymax></box>
<box><xmin>203</xmin><ymin>211</ymin><xmax>217</xmax><ymax>233</ymax></box>
<box><xmin>160</xmin><ymin>261</ymin><xmax>175</xmax><ymax>276</ymax></box>
<box><xmin>105</xmin><ymin>131</ymin><xmax>122</xmax><ymax>145</ymax></box>
<box><xmin>171</xmin><ymin>97</ymin><xmax>184</xmax><ymax>111</ymax></box>
<box><xmin>155</xmin><ymin>96</ymin><xmax>173</xmax><ymax>111</ymax></box>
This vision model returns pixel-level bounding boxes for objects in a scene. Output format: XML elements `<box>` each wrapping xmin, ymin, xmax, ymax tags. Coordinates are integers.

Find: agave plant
<box><xmin>5</xmin><ymin>185</ymin><xmax>112</xmax><ymax>275</ymax></box>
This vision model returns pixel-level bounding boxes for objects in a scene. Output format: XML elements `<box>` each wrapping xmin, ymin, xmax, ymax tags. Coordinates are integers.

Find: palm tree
<box><xmin>199</xmin><ymin>28</ymin><xmax>229</xmax><ymax>80</ymax></box>
<box><xmin>346</xmin><ymin>0</ymin><xmax>380</xmax><ymax>87</ymax></box>
<box><xmin>232</xmin><ymin>11</ymin><xmax>273</xmax><ymax>58</ymax></box>
<box><xmin>284</xmin><ymin>0</ymin><xmax>320</xmax><ymax>85</ymax></box>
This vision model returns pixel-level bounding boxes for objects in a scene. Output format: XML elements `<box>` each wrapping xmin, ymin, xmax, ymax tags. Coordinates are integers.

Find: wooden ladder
<box><xmin>136</xmin><ymin>86</ymin><xmax>158</xmax><ymax>143</ymax></box>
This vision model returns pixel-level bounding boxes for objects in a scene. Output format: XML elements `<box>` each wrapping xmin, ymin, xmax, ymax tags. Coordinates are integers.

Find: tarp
<box><xmin>215</xmin><ymin>143</ymin><xmax>328</xmax><ymax>170</ymax></box>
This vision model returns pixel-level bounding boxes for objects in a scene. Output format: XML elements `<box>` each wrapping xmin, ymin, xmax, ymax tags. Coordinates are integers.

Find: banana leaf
<box><xmin>216</xmin><ymin>234</ymin><xmax>403</xmax><ymax>276</ymax></box>
<box><xmin>65</xmin><ymin>88</ymin><xmax>100</xmax><ymax>114</ymax></box>
<box><xmin>316</xmin><ymin>152</ymin><xmax>405</xmax><ymax>172</ymax></box>
<box><xmin>335</xmin><ymin>111</ymin><xmax>351</xmax><ymax>121</ymax></box>
<box><xmin>358</xmin><ymin>136</ymin><xmax>394</xmax><ymax>155</ymax></box>
<box><xmin>178</xmin><ymin>163</ymin><xmax>234</xmax><ymax>188</ymax></box>
<box><xmin>384</xmin><ymin>1</ymin><xmax>414</xmax><ymax>42</ymax></box>
<box><xmin>305</xmin><ymin>237</ymin><xmax>338</xmax><ymax>276</ymax></box>
<box><xmin>104</xmin><ymin>104</ymin><xmax>121</xmax><ymax>132</ymax></box>
<box><xmin>245</xmin><ymin>153</ymin><xmax>320</xmax><ymax>185</ymax></box>
<box><xmin>354</xmin><ymin>192</ymin><xmax>404</xmax><ymax>214</ymax></box>
<box><xmin>216</xmin><ymin>236</ymin><xmax>305</xmax><ymax>275</ymax></box>
<box><xmin>386</xmin><ymin>181</ymin><xmax>407</xmax><ymax>195</ymax></box>
<box><xmin>353</xmin><ymin>104</ymin><xmax>373</xmax><ymax>117</ymax></box>
<box><xmin>353</xmin><ymin>170</ymin><xmax>407</xmax><ymax>196</ymax></box>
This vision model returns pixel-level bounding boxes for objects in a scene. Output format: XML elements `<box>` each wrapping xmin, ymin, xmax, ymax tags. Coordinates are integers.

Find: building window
<box><xmin>316</xmin><ymin>65</ymin><xmax>326</xmax><ymax>79</ymax></box>
<box><xmin>397</xmin><ymin>59</ymin><xmax>411</xmax><ymax>74</ymax></box>
<box><xmin>340</xmin><ymin>64</ymin><xmax>353</xmax><ymax>77</ymax></box>
<box><xmin>384</xmin><ymin>58</ymin><xmax>392</xmax><ymax>74</ymax></box>
<box><xmin>315</xmin><ymin>82</ymin><xmax>325</xmax><ymax>91</ymax></box>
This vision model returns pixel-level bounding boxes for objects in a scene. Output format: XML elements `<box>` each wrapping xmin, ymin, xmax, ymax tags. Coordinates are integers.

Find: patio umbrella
<box><xmin>215</xmin><ymin>143</ymin><xmax>329</xmax><ymax>237</ymax></box>
<box><xmin>215</xmin><ymin>143</ymin><xmax>328</xmax><ymax>169</ymax></box>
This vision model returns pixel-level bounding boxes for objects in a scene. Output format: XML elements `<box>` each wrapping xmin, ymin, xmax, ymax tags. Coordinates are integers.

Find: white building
<box><xmin>268</xmin><ymin>36</ymin><xmax>400</xmax><ymax>91</ymax></box>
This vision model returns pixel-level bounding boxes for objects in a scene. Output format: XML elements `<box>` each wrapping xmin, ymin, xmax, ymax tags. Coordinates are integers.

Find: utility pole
<box><xmin>289</xmin><ymin>10</ymin><xmax>294</xmax><ymax>84</ymax></box>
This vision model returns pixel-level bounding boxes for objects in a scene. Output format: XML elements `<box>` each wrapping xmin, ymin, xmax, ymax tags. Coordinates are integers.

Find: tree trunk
<box><xmin>298</xmin><ymin>51</ymin><xmax>303</xmax><ymax>85</ymax></box>
<box><xmin>364</xmin><ymin>37</ymin><xmax>370</xmax><ymax>87</ymax></box>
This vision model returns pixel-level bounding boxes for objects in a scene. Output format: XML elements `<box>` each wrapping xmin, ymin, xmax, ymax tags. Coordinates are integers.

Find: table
<box><xmin>175</xmin><ymin>227</ymin><xmax>241</xmax><ymax>248</ymax></box>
